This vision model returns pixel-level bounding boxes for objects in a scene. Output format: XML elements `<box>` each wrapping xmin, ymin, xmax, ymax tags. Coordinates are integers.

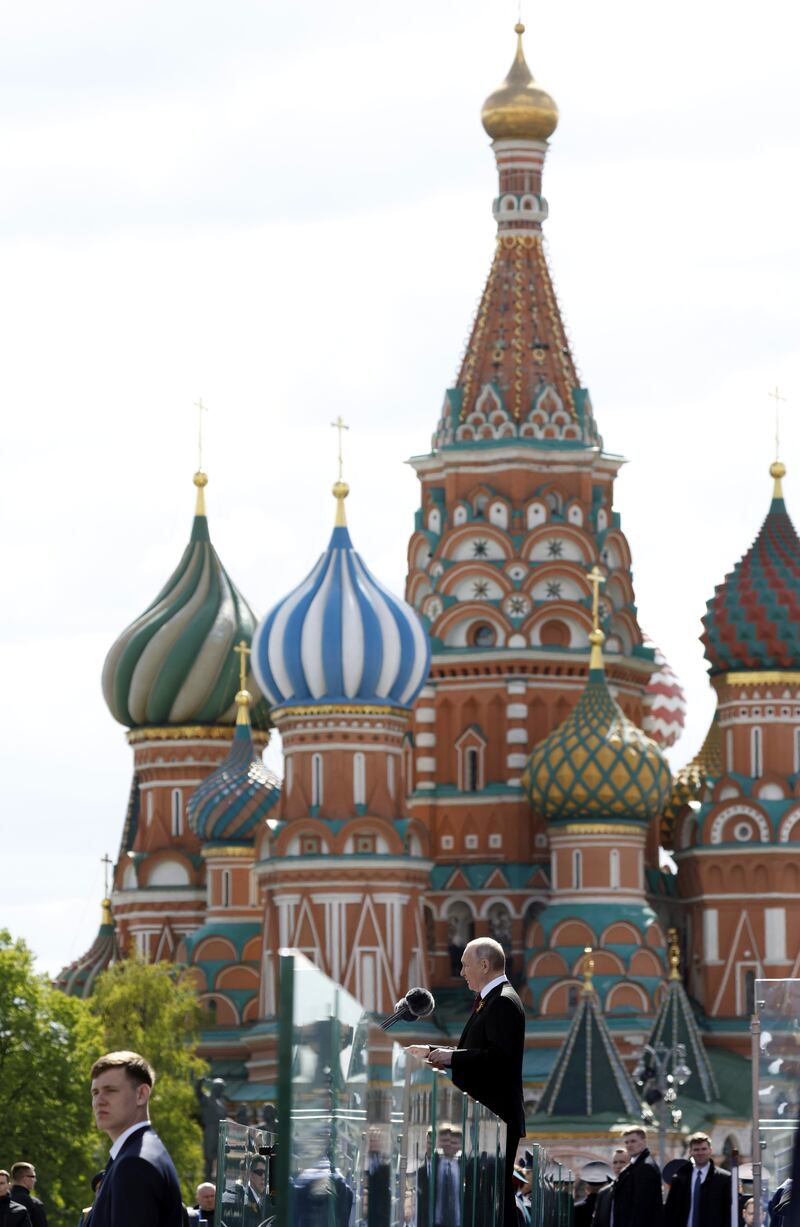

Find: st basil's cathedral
<box><xmin>56</xmin><ymin>23</ymin><xmax>800</xmax><ymax>1163</ymax></box>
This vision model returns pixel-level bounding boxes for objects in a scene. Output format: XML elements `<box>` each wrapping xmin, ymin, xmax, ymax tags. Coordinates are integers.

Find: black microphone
<box><xmin>379</xmin><ymin>987</ymin><xmax>436</xmax><ymax>1031</ymax></box>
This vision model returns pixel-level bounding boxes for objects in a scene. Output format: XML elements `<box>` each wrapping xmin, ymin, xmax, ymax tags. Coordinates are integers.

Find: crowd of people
<box><xmin>564</xmin><ymin>1127</ymin><xmax>764</xmax><ymax>1227</ymax></box>
<box><xmin>0</xmin><ymin>1164</ymin><xmax>47</xmax><ymax>1227</ymax></box>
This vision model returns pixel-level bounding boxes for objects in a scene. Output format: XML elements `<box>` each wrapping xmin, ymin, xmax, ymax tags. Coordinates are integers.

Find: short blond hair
<box><xmin>90</xmin><ymin>1050</ymin><xmax>155</xmax><ymax>1087</ymax></box>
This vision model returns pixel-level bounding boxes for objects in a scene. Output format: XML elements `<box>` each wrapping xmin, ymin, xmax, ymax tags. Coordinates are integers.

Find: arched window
<box><xmin>551</xmin><ymin>853</ymin><xmax>558</xmax><ymax>891</ymax></box>
<box><xmin>726</xmin><ymin>729</ymin><xmax>734</xmax><ymax>771</ymax></box>
<box><xmin>610</xmin><ymin>849</ymin><xmax>620</xmax><ymax>890</ymax></box>
<box><xmin>147</xmin><ymin>790</ymin><xmax>154</xmax><ymax>823</ymax></box>
<box><xmin>171</xmin><ymin>789</ymin><xmax>183</xmax><ymax>837</ymax></box>
<box><xmin>353</xmin><ymin>752</ymin><xmax>366</xmax><ymax>806</ymax></box>
<box><xmin>387</xmin><ymin>755</ymin><xmax>396</xmax><ymax>798</ymax></box>
<box><xmin>751</xmin><ymin>727</ymin><xmax>763</xmax><ymax>777</ymax></box>
<box><xmin>286</xmin><ymin>757</ymin><xmax>293</xmax><ymax>794</ymax></box>
<box><xmin>465</xmin><ymin>748</ymin><xmax>479</xmax><ymax>792</ymax></box>
<box><xmin>795</xmin><ymin>727</ymin><xmax>800</xmax><ymax>773</ymax></box>
<box><xmin>311</xmin><ymin>754</ymin><xmax>324</xmax><ymax>807</ymax></box>
<box><xmin>573</xmin><ymin>850</ymin><xmax>582</xmax><ymax>889</ymax></box>
<box><xmin>222</xmin><ymin>869</ymin><xmax>231</xmax><ymax>908</ymax></box>
<box><xmin>405</xmin><ymin>742</ymin><xmax>414</xmax><ymax>793</ymax></box>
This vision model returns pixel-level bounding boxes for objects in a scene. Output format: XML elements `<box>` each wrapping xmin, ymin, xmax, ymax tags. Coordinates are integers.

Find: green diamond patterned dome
<box><xmin>524</xmin><ymin>666</ymin><xmax>671</xmax><ymax>822</ymax></box>
<box><xmin>102</xmin><ymin>473</ymin><xmax>270</xmax><ymax>730</ymax></box>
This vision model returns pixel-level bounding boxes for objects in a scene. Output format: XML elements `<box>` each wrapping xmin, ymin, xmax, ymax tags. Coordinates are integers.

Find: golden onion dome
<box><xmin>522</xmin><ymin>666</ymin><xmax>672</xmax><ymax>824</ymax></box>
<box><xmin>481</xmin><ymin>23</ymin><xmax>559</xmax><ymax>142</ymax></box>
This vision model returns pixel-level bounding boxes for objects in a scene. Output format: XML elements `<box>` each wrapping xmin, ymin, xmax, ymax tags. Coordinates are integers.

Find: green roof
<box><xmin>538</xmin><ymin>988</ymin><xmax>640</xmax><ymax>1118</ymax></box>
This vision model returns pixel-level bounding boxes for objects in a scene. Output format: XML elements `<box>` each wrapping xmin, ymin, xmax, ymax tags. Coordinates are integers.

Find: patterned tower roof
<box><xmin>253</xmin><ymin>483</ymin><xmax>431</xmax><ymax>710</ymax></box>
<box><xmin>524</xmin><ymin>625</ymin><xmax>671</xmax><ymax>822</ymax></box>
<box><xmin>102</xmin><ymin>472</ymin><xmax>269</xmax><ymax>729</ymax></box>
<box><xmin>433</xmin><ymin>24</ymin><xmax>600</xmax><ymax>452</ymax></box>
<box><xmin>702</xmin><ymin>463</ymin><xmax>800</xmax><ymax>675</ymax></box>
<box><xmin>647</xmin><ymin>932</ymin><xmax>719</xmax><ymax>1104</ymax></box>
<box><xmin>188</xmin><ymin>645</ymin><xmax>280</xmax><ymax>844</ymax></box>
<box><xmin>642</xmin><ymin>640</ymin><xmax>687</xmax><ymax>749</ymax></box>
<box><xmin>53</xmin><ymin>898</ymin><xmax>120</xmax><ymax>998</ymax></box>
<box><xmin>538</xmin><ymin>950</ymin><xmax>641</xmax><ymax>1118</ymax></box>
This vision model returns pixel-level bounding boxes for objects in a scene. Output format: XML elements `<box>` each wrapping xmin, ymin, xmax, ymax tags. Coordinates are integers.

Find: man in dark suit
<box><xmin>591</xmin><ymin>1148</ymin><xmax>628</xmax><ymax>1227</ymax></box>
<box><xmin>8</xmin><ymin>1165</ymin><xmax>45</xmax><ymax>1227</ymax></box>
<box><xmin>407</xmin><ymin>938</ymin><xmax>526</xmax><ymax>1227</ymax></box>
<box><xmin>88</xmin><ymin>1050</ymin><xmax>184</xmax><ymax>1227</ymax></box>
<box><xmin>612</xmin><ymin>1127</ymin><xmax>663</xmax><ymax>1227</ymax></box>
<box><xmin>664</xmin><ymin>1133</ymin><xmax>732</xmax><ymax>1227</ymax></box>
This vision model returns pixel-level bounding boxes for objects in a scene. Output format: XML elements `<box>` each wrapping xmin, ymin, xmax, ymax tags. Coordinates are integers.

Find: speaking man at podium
<box><xmin>407</xmin><ymin>938</ymin><xmax>525</xmax><ymax>1227</ymax></box>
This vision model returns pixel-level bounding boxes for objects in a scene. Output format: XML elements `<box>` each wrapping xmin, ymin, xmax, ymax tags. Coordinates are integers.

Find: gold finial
<box><xmin>331</xmin><ymin>416</ymin><xmax>350</xmax><ymax>527</ymax></box>
<box><xmin>481</xmin><ymin>21</ymin><xmax>559</xmax><ymax>142</ymax></box>
<box><xmin>667</xmin><ymin>928</ymin><xmax>681</xmax><ymax>981</ymax></box>
<box><xmin>233</xmin><ymin>639</ymin><xmax>252</xmax><ymax>725</ymax></box>
<box><xmin>193</xmin><ymin>469</ymin><xmax>208</xmax><ymax>516</ymax></box>
<box><xmin>587</xmin><ymin>566</ymin><xmax>606</xmax><ymax>671</ymax></box>
<box><xmin>100</xmin><ymin>853</ymin><xmax>114</xmax><ymax>926</ymax></box>
<box><xmin>582</xmin><ymin>946</ymin><xmax>595</xmax><ymax>995</ymax></box>
<box><xmin>770</xmin><ymin>458</ymin><xmax>787</xmax><ymax>501</ymax></box>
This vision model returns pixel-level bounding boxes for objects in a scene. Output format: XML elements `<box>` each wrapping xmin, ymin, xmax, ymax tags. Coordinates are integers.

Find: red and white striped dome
<box><xmin>642</xmin><ymin>640</ymin><xmax>686</xmax><ymax>749</ymax></box>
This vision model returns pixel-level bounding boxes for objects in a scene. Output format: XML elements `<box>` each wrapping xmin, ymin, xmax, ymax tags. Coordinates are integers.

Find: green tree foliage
<box><xmin>90</xmin><ymin>958</ymin><xmax>208</xmax><ymax>1201</ymax></box>
<box><xmin>0</xmin><ymin>930</ymin><xmax>105</xmax><ymax>1227</ymax></box>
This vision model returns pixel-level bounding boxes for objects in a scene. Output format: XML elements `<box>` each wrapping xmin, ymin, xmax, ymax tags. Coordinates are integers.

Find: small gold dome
<box><xmin>770</xmin><ymin>460</ymin><xmax>786</xmax><ymax>480</ymax></box>
<box><xmin>481</xmin><ymin>23</ymin><xmax>558</xmax><ymax>142</ymax></box>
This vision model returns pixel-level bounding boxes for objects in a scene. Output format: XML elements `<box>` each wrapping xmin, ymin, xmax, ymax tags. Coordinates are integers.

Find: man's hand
<box><xmin>427</xmin><ymin>1048</ymin><xmax>453</xmax><ymax>1068</ymax></box>
<box><xmin>404</xmin><ymin>1045</ymin><xmax>431</xmax><ymax>1060</ymax></box>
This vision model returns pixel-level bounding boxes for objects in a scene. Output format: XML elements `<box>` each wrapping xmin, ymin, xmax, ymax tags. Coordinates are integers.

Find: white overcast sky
<box><xmin>2</xmin><ymin>0</ymin><xmax>798</xmax><ymax>975</ymax></box>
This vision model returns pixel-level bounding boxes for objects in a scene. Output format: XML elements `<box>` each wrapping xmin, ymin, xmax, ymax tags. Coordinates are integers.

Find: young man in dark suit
<box><xmin>89</xmin><ymin>1050</ymin><xmax>184</xmax><ymax>1227</ymax></box>
<box><xmin>407</xmin><ymin>938</ymin><xmax>526</xmax><ymax>1227</ymax></box>
<box><xmin>612</xmin><ymin>1127</ymin><xmax>663</xmax><ymax>1227</ymax></box>
<box><xmin>664</xmin><ymin>1133</ymin><xmax>733</xmax><ymax>1227</ymax></box>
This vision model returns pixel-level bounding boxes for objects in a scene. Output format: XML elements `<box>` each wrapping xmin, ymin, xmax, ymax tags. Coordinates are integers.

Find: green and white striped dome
<box><xmin>102</xmin><ymin>473</ymin><xmax>269</xmax><ymax>729</ymax></box>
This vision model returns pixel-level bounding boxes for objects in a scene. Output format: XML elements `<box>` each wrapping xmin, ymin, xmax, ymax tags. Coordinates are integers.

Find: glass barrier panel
<box><xmin>216</xmin><ymin>1119</ymin><xmax>278</xmax><ymax>1227</ymax></box>
<box><xmin>756</xmin><ymin>978</ymin><xmax>800</xmax><ymax>1223</ymax></box>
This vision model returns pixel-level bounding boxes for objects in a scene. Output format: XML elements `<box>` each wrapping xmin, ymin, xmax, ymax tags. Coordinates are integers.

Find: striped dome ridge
<box><xmin>524</xmin><ymin>667</ymin><xmax>671</xmax><ymax>822</ymax></box>
<box><xmin>102</xmin><ymin>479</ymin><xmax>270</xmax><ymax>729</ymax></box>
<box><xmin>702</xmin><ymin>482</ymin><xmax>800</xmax><ymax>675</ymax></box>
<box><xmin>253</xmin><ymin>522</ymin><xmax>431</xmax><ymax>710</ymax></box>
<box><xmin>187</xmin><ymin>721</ymin><xmax>280</xmax><ymax>844</ymax></box>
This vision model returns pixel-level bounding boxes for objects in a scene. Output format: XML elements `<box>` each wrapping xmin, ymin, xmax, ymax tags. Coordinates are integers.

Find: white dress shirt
<box><xmin>109</xmin><ymin>1119</ymin><xmax>150</xmax><ymax>1160</ymax></box>
<box><xmin>480</xmin><ymin>974</ymin><xmax>508</xmax><ymax>999</ymax></box>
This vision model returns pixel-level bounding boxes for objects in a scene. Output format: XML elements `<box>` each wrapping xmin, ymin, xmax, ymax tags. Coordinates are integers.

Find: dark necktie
<box><xmin>441</xmin><ymin>1160</ymin><xmax>454</xmax><ymax>1227</ymax></box>
<box><xmin>470</xmin><ymin>994</ymin><xmax>482</xmax><ymax>1014</ymax></box>
<box><xmin>690</xmin><ymin>1169</ymin><xmax>702</xmax><ymax>1227</ymax></box>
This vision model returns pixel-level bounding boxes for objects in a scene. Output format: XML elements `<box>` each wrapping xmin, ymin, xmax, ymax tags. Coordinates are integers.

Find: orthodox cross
<box><xmin>330</xmin><ymin>415</ymin><xmax>349</xmax><ymax>481</ymax></box>
<box><xmin>587</xmin><ymin>565</ymin><xmax>605</xmax><ymax>631</ymax></box>
<box><xmin>768</xmin><ymin>386</ymin><xmax>786</xmax><ymax>461</ymax></box>
<box><xmin>194</xmin><ymin>397</ymin><xmax>209</xmax><ymax>471</ymax></box>
<box><xmin>233</xmin><ymin>639</ymin><xmax>251</xmax><ymax>690</ymax></box>
<box><xmin>101</xmin><ymin>852</ymin><xmax>113</xmax><ymax>896</ymax></box>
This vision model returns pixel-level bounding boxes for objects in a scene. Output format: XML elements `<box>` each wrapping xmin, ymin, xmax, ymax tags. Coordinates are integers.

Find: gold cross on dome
<box><xmin>331</xmin><ymin>415</ymin><xmax>349</xmax><ymax>481</ymax></box>
<box><xmin>194</xmin><ymin>397</ymin><xmax>209</xmax><ymax>472</ymax></box>
<box><xmin>768</xmin><ymin>386</ymin><xmax>787</xmax><ymax>461</ymax></box>
<box><xmin>101</xmin><ymin>852</ymin><xmax>113</xmax><ymax>896</ymax></box>
<box><xmin>233</xmin><ymin>639</ymin><xmax>251</xmax><ymax>690</ymax></box>
<box><xmin>587</xmin><ymin>565</ymin><xmax>605</xmax><ymax>632</ymax></box>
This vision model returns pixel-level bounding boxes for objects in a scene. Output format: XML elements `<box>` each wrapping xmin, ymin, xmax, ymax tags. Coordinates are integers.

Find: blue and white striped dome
<box><xmin>252</xmin><ymin>498</ymin><xmax>430</xmax><ymax>711</ymax></box>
